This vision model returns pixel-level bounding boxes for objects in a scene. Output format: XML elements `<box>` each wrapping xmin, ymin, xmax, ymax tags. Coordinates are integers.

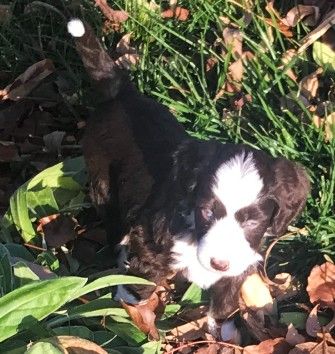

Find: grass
<box><xmin>0</xmin><ymin>0</ymin><xmax>334</xmax><ymax>351</ymax></box>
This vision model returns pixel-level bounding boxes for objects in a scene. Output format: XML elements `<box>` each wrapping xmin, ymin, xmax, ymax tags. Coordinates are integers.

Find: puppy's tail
<box><xmin>67</xmin><ymin>18</ymin><xmax>125</xmax><ymax>99</ymax></box>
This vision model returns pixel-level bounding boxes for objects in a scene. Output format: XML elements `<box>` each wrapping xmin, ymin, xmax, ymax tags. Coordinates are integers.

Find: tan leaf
<box><xmin>168</xmin><ymin>316</ymin><xmax>209</xmax><ymax>341</ymax></box>
<box><xmin>94</xmin><ymin>0</ymin><xmax>128</xmax><ymax>24</ymax></box>
<box><xmin>244</xmin><ymin>338</ymin><xmax>291</xmax><ymax>354</ymax></box>
<box><xmin>115</xmin><ymin>53</ymin><xmax>140</xmax><ymax>70</ymax></box>
<box><xmin>121</xmin><ymin>289</ymin><xmax>164</xmax><ymax>340</ymax></box>
<box><xmin>50</xmin><ymin>335</ymin><xmax>108</xmax><ymax>354</ymax></box>
<box><xmin>289</xmin><ymin>341</ymin><xmax>335</xmax><ymax>354</ymax></box>
<box><xmin>116</xmin><ymin>33</ymin><xmax>137</xmax><ymax>56</ymax></box>
<box><xmin>264</xmin><ymin>18</ymin><xmax>293</xmax><ymax>38</ymax></box>
<box><xmin>240</xmin><ymin>273</ymin><xmax>274</xmax><ymax>314</ymax></box>
<box><xmin>285</xmin><ymin>323</ymin><xmax>306</xmax><ymax>346</ymax></box>
<box><xmin>222</xmin><ymin>27</ymin><xmax>243</xmax><ymax>58</ymax></box>
<box><xmin>206</xmin><ymin>57</ymin><xmax>218</xmax><ymax>72</ymax></box>
<box><xmin>283</xmin><ymin>5</ymin><xmax>320</xmax><ymax>27</ymax></box>
<box><xmin>161</xmin><ymin>6</ymin><xmax>190</xmax><ymax>21</ymax></box>
<box><xmin>307</xmin><ymin>262</ymin><xmax>335</xmax><ymax>303</ymax></box>
<box><xmin>0</xmin><ymin>59</ymin><xmax>55</xmax><ymax>101</ymax></box>
<box><xmin>299</xmin><ymin>68</ymin><xmax>323</xmax><ymax>100</ymax></box>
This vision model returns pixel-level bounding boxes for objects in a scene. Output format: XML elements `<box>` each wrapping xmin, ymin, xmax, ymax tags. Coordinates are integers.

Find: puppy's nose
<box><xmin>210</xmin><ymin>258</ymin><xmax>230</xmax><ymax>272</ymax></box>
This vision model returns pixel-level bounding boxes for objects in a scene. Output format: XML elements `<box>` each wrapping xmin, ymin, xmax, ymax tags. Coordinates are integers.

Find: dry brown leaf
<box><xmin>289</xmin><ymin>341</ymin><xmax>335</xmax><ymax>354</ymax></box>
<box><xmin>307</xmin><ymin>262</ymin><xmax>335</xmax><ymax>304</ymax></box>
<box><xmin>161</xmin><ymin>6</ymin><xmax>190</xmax><ymax>21</ymax></box>
<box><xmin>264</xmin><ymin>18</ymin><xmax>293</xmax><ymax>38</ymax></box>
<box><xmin>0</xmin><ymin>59</ymin><xmax>55</xmax><ymax>101</ymax></box>
<box><xmin>285</xmin><ymin>324</ymin><xmax>306</xmax><ymax>346</ymax></box>
<box><xmin>51</xmin><ymin>335</ymin><xmax>108</xmax><ymax>353</ymax></box>
<box><xmin>95</xmin><ymin>0</ymin><xmax>128</xmax><ymax>27</ymax></box>
<box><xmin>121</xmin><ymin>289</ymin><xmax>165</xmax><ymax>340</ymax></box>
<box><xmin>299</xmin><ymin>68</ymin><xmax>323</xmax><ymax>100</ymax></box>
<box><xmin>306</xmin><ymin>304</ymin><xmax>322</xmax><ymax>338</ymax></box>
<box><xmin>244</xmin><ymin>337</ymin><xmax>291</xmax><ymax>354</ymax></box>
<box><xmin>194</xmin><ymin>343</ymin><xmax>221</xmax><ymax>354</ymax></box>
<box><xmin>283</xmin><ymin>5</ymin><xmax>320</xmax><ymax>27</ymax></box>
<box><xmin>241</xmin><ymin>310</ymin><xmax>272</xmax><ymax>342</ymax></box>
<box><xmin>167</xmin><ymin>316</ymin><xmax>209</xmax><ymax>342</ymax></box>
<box><xmin>222</xmin><ymin>27</ymin><xmax>243</xmax><ymax>58</ymax></box>
<box><xmin>240</xmin><ymin>273</ymin><xmax>274</xmax><ymax>314</ymax></box>
<box><xmin>206</xmin><ymin>57</ymin><xmax>218</xmax><ymax>72</ymax></box>
<box><xmin>115</xmin><ymin>53</ymin><xmax>140</xmax><ymax>70</ymax></box>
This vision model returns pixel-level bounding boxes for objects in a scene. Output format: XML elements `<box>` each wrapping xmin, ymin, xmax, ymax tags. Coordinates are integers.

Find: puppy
<box><xmin>68</xmin><ymin>19</ymin><xmax>310</xmax><ymax>335</ymax></box>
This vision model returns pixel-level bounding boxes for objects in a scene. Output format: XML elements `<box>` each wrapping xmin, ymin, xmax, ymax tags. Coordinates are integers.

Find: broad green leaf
<box><xmin>94</xmin><ymin>330</ymin><xmax>127</xmax><ymax>348</ymax></box>
<box><xmin>181</xmin><ymin>282</ymin><xmax>206</xmax><ymax>305</ymax></box>
<box><xmin>37</xmin><ymin>252</ymin><xmax>60</xmax><ymax>271</ymax></box>
<box><xmin>4</xmin><ymin>157</ymin><xmax>87</xmax><ymax>242</ymax></box>
<box><xmin>73</xmin><ymin>275</ymin><xmax>155</xmax><ymax>299</ymax></box>
<box><xmin>25</xmin><ymin>341</ymin><xmax>62</xmax><ymax>354</ymax></box>
<box><xmin>5</xmin><ymin>243</ymin><xmax>35</xmax><ymax>262</ymax></box>
<box><xmin>313</xmin><ymin>41</ymin><xmax>335</xmax><ymax>71</ymax></box>
<box><xmin>0</xmin><ymin>243</ymin><xmax>14</xmax><ymax>296</ymax></box>
<box><xmin>9</xmin><ymin>184</ymin><xmax>36</xmax><ymax>241</ymax></box>
<box><xmin>48</xmin><ymin>298</ymin><xmax>128</xmax><ymax>327</ymax></box>
<box><xmin>0</xmin><ymin>340</ymin><xmax>27</xmax><ymax>354</ymax></box>
<box><xmin>105</xmin><ymin>321</ymin><xmax>147</xmax><ymax>346</ymax></box>
<box><xmin>0</xmin><ymin>276</ymin><xmax>87</xmax><ymax>342</ymax></box>
<box><xmin>53</xmin><ymin>325</ymin><xmax>94</xmax><ymax>340</ymax></box>
<box><xmin>13</xmin><ymin>261</ymin><xmax>39</xmax><ymax>287</ymax></box>
<box><xmin>114</xmin><ymin>341</ymin><xmax>161</xmax><ymax>354</ymax></box>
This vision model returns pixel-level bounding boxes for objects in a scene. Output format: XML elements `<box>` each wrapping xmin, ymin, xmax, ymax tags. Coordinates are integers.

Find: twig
<box><xmin>166</xmin><ymin>339</ymin><xmax>243</xmax><ymax>354</ymax></box>
<box><xmin>23</xmin><ymin>243</ymin><xmax>47</xmax><ymax>252</ymax></box>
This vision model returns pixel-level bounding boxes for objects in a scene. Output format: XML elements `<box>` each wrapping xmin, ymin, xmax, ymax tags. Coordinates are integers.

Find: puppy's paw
<box><xmin>207</xmin><ymin>316</ymin><xmax>241</xmax><ymax>344</ymax></box>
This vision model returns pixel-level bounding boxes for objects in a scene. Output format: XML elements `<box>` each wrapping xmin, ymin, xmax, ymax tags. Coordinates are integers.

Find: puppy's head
<box><xmin>170</xmin><ymin>140</ymin><xmax>310</xmax><ymax>277</ymax></box>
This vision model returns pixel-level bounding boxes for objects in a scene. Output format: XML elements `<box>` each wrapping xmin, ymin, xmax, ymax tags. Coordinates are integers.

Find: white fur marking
<box><xmin>67</xmin><ymin>19</ymin><xmax>85</xmax><ymax>38</ymax></box>
<box><xmin>213</xmin><ymin>151</ymin><xmax>263</xmax><ymax>213</ymax></box>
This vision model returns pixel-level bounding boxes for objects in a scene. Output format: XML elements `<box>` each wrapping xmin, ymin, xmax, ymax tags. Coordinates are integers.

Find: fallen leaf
<box><xmin>0</xmin><ymin>59</ymin><xmax>55</xmax><ymax>101</ymax></box>
<box><xmin>95</xmin><ymin>0</ymin><xmax>128</xmax><ymax>28</ymax></box>
<box><xmin>299</xmin><ymin>68</ymin><xmax>323</xmax><ymax>100</ymax></box>
<box><xmin>285</xmin><ymin>323</ymin><xmax>306</xmax><ymax>346</ymax></box>
<box><xmin>240</xmin><ymin>273</ymin><xmax>274</xmax><ymax>314</ymax></box>
<box><xmin>121</xmin><ymin>290</ymin><xmax>163</xmax><ymax>340</ymax></box>
<box><xmin>282</xmin><ymin>5</ymin><xmax>320</xmax><ymax>27</ymax></box>
<box><xmin>289</xmin><ymin>341</ymin><xmax>335</xmax><ymax>354</ymax></box>
<box><xmin>244</xmin><ymin>337</ymin><xmax>291</xmax><ymax>354</ymax></box>
<box><xmin>194</xmin><ymin>344</ymin><xmax>221</xmax><ymax>354</ymax></box>
<box><xmin>51</xmin><ymin>335</ymin><xmax>108</xmax><ymax>354</ymax></box>
<box><xmin>167</xmin><ymin>316</ymin><xmax>209</xmax><ymax>341</ymax></box>
<box><xmin>206</xmin><ymin>57</ymin><xmax>218</xmax><ymax>72</ymax></box>
<box><xmin>115</xmin><ymin>53</ymin><xmax>140</xmax><ymax>70</ymax></box>
<box><xmin>161</xmin><ymin>7</ymin><xmax>190</xmax><ymax>21</ymax></box>
<box><xmin>307</xmin><ymin>262</ymin><xmax>335</xmax><ymax>303</ymax></box>
<box><xmin>116</xmin><ymin>33</ymin><xmax>137</xmax><ymax>56</ymax></box>
<box><xmin>264</xmin><ymin>18</ymin><xmax>293</xmax><ymax>38</ymax></box>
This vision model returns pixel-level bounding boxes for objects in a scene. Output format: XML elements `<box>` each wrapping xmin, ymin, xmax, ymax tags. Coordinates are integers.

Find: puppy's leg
<box><xmin>115</xmin><ymin>224</ymin><xmax>173</xmax><ymax>303</ymax></box>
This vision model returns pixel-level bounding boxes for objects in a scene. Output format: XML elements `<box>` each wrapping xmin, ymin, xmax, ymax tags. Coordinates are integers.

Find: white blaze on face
<box><xmin>197</xmin><ymin>152</ymin><xmax>264</xmax><ymax>277</ymax></box>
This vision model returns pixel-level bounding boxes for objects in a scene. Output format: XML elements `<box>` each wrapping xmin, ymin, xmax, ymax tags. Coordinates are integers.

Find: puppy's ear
<box><xmin>171</xmin><ymin>139</ymin><xmax>216</xmax><ymax>197</ymax></box>
<box><xmin>268</xmin><ymin>158</ymin><xmax>310</xmax><ymax>236</ymax></box>
<box><xmin>168</xmin><ymin>139</ymin><xmax>217</xmax><ymax>234</ymax></box>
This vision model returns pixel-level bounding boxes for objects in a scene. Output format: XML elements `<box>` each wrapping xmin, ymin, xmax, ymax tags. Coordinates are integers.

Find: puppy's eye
<box><xmin>244</xmin><ymin>220</ymin><xmax>259</xmax><ymax>228</ymax></box>
<box><xmin>201</xmin><ymin>207</ymin><xmax>214</xmax><ymax>221</ymax></box>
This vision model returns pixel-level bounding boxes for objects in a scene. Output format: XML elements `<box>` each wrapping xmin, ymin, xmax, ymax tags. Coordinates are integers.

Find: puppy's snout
<box><xmin>210</xmin><ymin>258</ymin><xmax>230</xmax><ymax>272</ymax></box>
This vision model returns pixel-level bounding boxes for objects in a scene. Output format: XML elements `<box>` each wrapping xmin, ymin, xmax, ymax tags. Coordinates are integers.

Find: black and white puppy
<box><xmin>68</xmin><ymin>19</ymin><xmax>310</xmax><ymax>335</ymax></box>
